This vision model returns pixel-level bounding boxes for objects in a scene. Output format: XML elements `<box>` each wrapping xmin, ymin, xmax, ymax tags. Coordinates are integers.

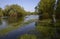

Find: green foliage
<box><xmin>18</xmin><ymin>34</ymin><xmax>37</xmax><ymax>39</ymax></box>
<box><xmin>36</xmin><ymin>25</ymin><xmax>56</xmax><ymax>39</ymax></box>
<box><xmin>0</xmin><ymin>8</ymin><xmax>3</xmax><ymax>17</ymax></box>
<box><xmin>36</xmin><ymin>19</ymin><xmax>56</xmax><ymax>39</ymax></box>
<box><xmin>9</xmin><ymin>10</ymin><xmax>15</xmax><ymax>15</ymax></box>
<box><xmin>56</xmin><ymin>0</ymin><xmax>60</xmax><ymax>19</ymax></box>
<box><xmin>36</xmin><ymin>0</ymin><xmax>56</xmax><ymax>19</ymax></box>
<box><xmin>4</xmin><ymin>4</ymin><xmax>26</xmax><ymax>17</ymax></box>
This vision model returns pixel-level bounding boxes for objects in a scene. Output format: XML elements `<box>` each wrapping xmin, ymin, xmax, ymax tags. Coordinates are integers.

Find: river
<box><xmin>0</xmin><ymin>15</ymin><xmax>39</xmax><ymax>39</ymax></box>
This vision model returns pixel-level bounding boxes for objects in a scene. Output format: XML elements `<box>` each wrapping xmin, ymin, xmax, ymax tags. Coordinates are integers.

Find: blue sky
<box><xmin>0</xmin><ymin>0</ymin><xmax>40</xmax><ymax>12</ymax></box>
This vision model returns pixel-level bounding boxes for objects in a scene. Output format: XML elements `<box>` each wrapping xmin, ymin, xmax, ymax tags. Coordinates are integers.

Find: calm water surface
<box><xmin>0</xmin><ymin>15</ymin><xmax>39</xmax><ymax>39</ymax></box>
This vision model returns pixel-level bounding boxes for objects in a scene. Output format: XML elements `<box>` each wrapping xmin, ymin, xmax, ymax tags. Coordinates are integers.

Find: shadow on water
<box><xmin>7</xmin><ymin>16</ymin><xmax>24</xmax><ymax>24</ymax></box>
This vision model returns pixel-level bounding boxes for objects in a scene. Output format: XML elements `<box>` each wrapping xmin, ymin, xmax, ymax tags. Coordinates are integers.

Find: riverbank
<box><xmin>36</xmin><ymin>19</ymin><xmax>60</xmax><ymax>39</ymax></box>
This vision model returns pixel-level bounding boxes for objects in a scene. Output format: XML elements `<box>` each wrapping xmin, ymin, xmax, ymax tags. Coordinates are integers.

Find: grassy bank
<box><xmin>17</xmin><ymin>34</ymin><xmax>37</xmax><ymax>39</ymax></box>
<box><xmin>36</xmin><ymin>19</ymin><xmax>60</xmax><ymax>39</ymax></box>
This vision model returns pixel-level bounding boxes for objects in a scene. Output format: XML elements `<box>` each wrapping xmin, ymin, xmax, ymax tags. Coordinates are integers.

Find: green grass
<box><xmin>36</xmin><ymin>19</ymin><xmax>60</xmax><ymax>39</ymax></box>
<box><xmin>0</xmin><ymin>19</ymin><xmax>36</xmax><ymax>36</ymax></box>
<box><xmin>17</xmin><ymin>34</ymin><xmax>37</xmax><ymax>39</ymax></box>
<box><xmin>0</xmin><ymin>27</ymin><xmax>16</xmax><ymax>36</ymax></box>
<box><xmin>0</xmin><ymin>24</ymin><xmax>21</xmax><ymax>36</ymax></box>
<box><xmin>37</xmin><ymin>19</ymin><xmax>51</xmax><ymax>26</ymax></box>
<box><xmin>36</xmin><ymin>25</ymin><xmax>55</xmax><ymax>39</ymax></box>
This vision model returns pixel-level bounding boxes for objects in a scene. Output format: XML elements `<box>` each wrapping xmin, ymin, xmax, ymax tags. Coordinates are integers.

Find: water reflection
<box><xmin>0</xmin><ymin>17</ymin><xmax>24</xmax><ymax>30</ymax></box>
<box><xmin>24</xmin><ymin>15</ymin><xmax>38</xmax><ymax>22</ymax></box>
<box><xmin>0</xmin><ymin>18</ymin><xmax>8</xmax><ymax>30</ymax></box>
<box><xmin>0</xmin><ymin>15</ymin><xmax>38</xmax><ymax>30</ymax></box>
<box><xmin>8</xmin><ymin>17</ymin><xmax>24</xmax><ymax>24</ymax></box>
<box><xmin>0</xmin><ymin>15</ymin><xmax>39</xmax><ymax>39</ymax></box>
<box><xmin>0</xmin><ymin>18</ymin><xmax>2</xmax><ymax>25</ymax></box>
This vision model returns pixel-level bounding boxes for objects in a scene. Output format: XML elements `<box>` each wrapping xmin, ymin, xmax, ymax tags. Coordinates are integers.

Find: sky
<box><xmin>0</xmin><ymin>0</ymin><xmax>40</xmax><ymax>12</ymax></box>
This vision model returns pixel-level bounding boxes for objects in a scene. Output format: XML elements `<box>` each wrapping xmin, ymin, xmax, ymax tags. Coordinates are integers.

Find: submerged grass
<box><xmin>0</xmin><ymin>23</ymin><xmax>21</xmax><ymax>36</ymax></box>
<box><xmin>0</xmin><ymin>19</ymin><xmax>36</xmax><ymax>36</ymax></box>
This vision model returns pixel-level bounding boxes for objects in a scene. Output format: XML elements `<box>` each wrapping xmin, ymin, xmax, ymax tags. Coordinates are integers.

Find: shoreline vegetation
<box><xmin>17</xmin><ymin>34</ymin><xmax>37</xmax><ymax>39</ymax></box>
<box><xmin>0</xmin><ymin>19</ymin><xmax>37</xmax><ymax>36</ymax></box>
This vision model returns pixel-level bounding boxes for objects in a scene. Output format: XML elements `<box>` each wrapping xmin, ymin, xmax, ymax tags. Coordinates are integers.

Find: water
<box><xmin>0</xmin><ymin>19</ymin><xmax>8</xmax><ymax>30</ymax></box>
<box><xmin>0</xmin><ymin>15</ymin><xmax>38</xmax><ymax>39</ymax></box>
<box><xmin>0</xmin><ymin>15</ymin><xmax>38</xmax><ymax>29</ymax></box>
<box><xmin>24</xmin><ymin>15</ymin><xmax>38</xmax><ymax>22</ymax></box>
<box><xmin>0</xmin><ymin>22</ymin><xmax>36</xmax><ymax>39</ymax></box>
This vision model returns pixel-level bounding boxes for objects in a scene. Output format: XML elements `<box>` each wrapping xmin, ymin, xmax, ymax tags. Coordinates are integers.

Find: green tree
<box><xmin>36</xmin><ymin>0</ymin><xmax>57</xmax><ymax>39</ymax></box>
<box><xmin>55</xmin><ymin>0</ymin><xmax>60</xmax><ymax>39</ymax></box>
<box><xmin>0</xmin><ymin>8</ymin><xmax>3</xmax><ymax>17</ymax></box>
<box><xmin>4</xmin><ymin>4</ymin><xmax>26</xmax><ymax>17</ymax></box>
<box><xmin>56</xmin><ymin>0</ymin><xmax>60</xmax><ymax>19</ymax></box>
<box><xmin>37</xmin><ymin>0</ymin><xmax>56</xmax><ymax>20</ymax></box>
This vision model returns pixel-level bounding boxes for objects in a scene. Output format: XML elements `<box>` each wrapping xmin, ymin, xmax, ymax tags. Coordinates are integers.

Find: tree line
<box><xmin>0</xmin><ymin>4</ymin><xmax>37</xmax><ymax>18</ymax></box>
<box><xmin>0</xmin><ymin>4</ymin><xmax>29</xmax><ymax>18</ymax></box>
